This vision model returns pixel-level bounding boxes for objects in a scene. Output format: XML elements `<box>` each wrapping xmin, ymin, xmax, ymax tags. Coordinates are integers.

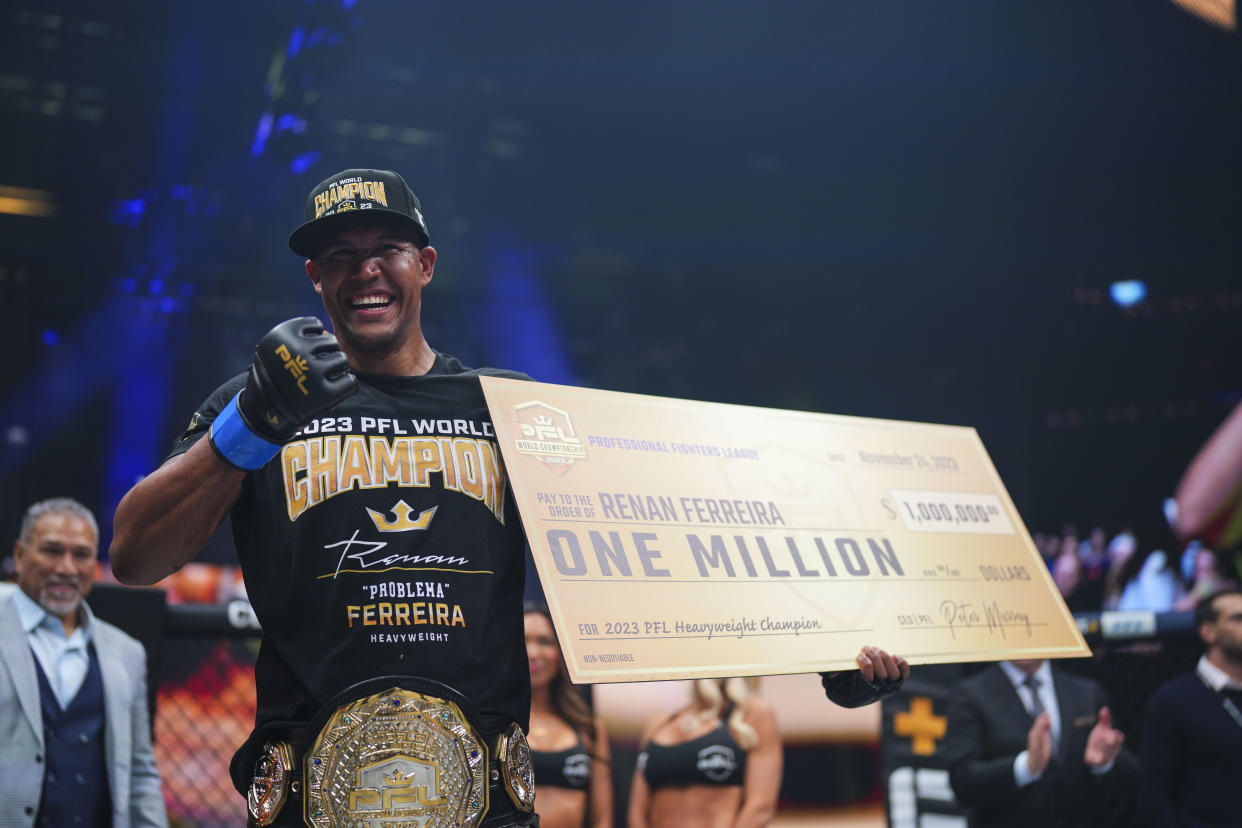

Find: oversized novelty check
<box><xmin>480</xmin><ymin>377</ymin><xmax>1088</xmax><ymax>683</ymax></box>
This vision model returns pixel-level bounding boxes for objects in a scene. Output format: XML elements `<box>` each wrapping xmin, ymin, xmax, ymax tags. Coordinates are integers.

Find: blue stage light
<box><xmin>1109</xmin><ymin>280</ymin><xmax>1147</xmax><ymax>308</ymax></box>
<box><xmin>305</xmin><ymin>26</ymin><xmax>343</xmax><ymax>48</ymax></box>
<box><xmin>251</xmin><ymin>112</ymin><xmax>274</xmax><ymax>157</ymax></box>
<box><xmin>287</xmin><ymin>27</ymin><xmax>305</xmax><ymax>59</ymax></box>
<box><xmin>483</xmin><ymin>245</ymin><xmax>576</xmax><ymax>386</ymax></box>
<box><xmin>41</xmin><ymin>330</ymin><xmax>59</xmax><ymax>347</ymax></box>
<box><xmin>110</xmin><ymin>198</ymin><xmax>146</xmax><ymax>227</ymax></box>
<box><xmin>276</xmin><ymin>114</ymin><xmax>308</xmax><ymax>134</ymax></box>
<box><xmin>291</xmin><ymin>150</ymin><xmax>321</xmax><ymax>174</ymax></box>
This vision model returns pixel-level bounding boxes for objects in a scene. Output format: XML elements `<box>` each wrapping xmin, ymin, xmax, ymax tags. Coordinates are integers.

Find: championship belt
<box><xmin>495</xmin><ymin>723</ymin><xmax>535</xmax><ymax>812</ymax></box>
<box><xmin>301</xmin><ymin>686</ymin><xmax>521</xmax><ymax>828</ymax></box>
<box><xmin>248</xmin><ymin>741</ymin><xmax>295</xmax><ymax>826</ymax></box>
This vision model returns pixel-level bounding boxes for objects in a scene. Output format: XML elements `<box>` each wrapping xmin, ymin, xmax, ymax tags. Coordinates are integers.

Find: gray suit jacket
<box><xmin>0</xmin><ymin>589</ymin><xmax>168</xmax><ymax>828</ymax></box>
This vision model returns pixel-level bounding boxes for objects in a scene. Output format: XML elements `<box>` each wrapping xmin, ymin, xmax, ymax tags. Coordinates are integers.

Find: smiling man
<box><xmin>110</xmin><ymin>169</ymin><xmax>540</xmax><ymax>828</ymax></box>
<box><xmin>1</xmin><ymin>498</ymin><xmax>167</xmax><ymax>828</ymax></box>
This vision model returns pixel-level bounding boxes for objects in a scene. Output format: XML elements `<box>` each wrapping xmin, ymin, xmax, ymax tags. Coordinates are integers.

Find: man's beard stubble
<box><xmin>337</xmin><ymin>313</ymin><xmax>415</xmax><ymax>362</ymax></box>
<box><xmin>39</xmin><ymin>579</ymin><xmax>83</xmax><ymax>619</ymax></box>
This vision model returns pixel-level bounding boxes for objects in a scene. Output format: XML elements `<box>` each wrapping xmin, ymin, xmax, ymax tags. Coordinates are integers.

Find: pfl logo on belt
<box><xmin>303</xmin><ymin>688</ymin><xmax>490</xmax><ymax>828</ymax></box>
<box><xmin>348</xmin><ymin>758</ymin><xmax>449</xmax><ymax>811</ymax></box>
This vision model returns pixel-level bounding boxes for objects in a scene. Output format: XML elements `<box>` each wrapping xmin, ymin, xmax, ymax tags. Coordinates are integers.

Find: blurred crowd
<box><xmin>1033</xmin><ymin>522</ymin><xmax>1241</xmax><ymax>614</ymax></box>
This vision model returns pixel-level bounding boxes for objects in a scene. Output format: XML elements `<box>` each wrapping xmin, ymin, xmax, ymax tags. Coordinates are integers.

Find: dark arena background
<box><xmin>2</xmin><ymin>1</ymin><xmax>1239</xmax><ymax>826</ymax></box>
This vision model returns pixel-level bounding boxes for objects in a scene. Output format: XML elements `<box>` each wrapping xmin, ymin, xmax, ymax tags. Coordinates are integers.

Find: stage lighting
<box><xmin>1109</xmin><ymin>280</ymin><xmax>1147</xmax><ymax>308</ymax></box>
<box><xmin>291</xmin><ymin>150</ymin><xmax>321</xmax><ymax>174</ymax></box>
<box><xmin>0</xmin><ymin>186</ymin><xmax>56</xmax><ymax>218</ymax></box>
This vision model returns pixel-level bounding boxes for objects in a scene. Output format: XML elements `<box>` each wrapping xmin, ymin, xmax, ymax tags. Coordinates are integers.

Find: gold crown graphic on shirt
<box><xmin>367</xmin><ymin>501</ymin><xmax>439</xmax><ymax>533</ymax></box>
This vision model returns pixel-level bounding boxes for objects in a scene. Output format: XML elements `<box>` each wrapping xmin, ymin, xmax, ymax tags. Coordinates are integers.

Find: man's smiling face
<box><xmin>14</xmin><ymin>511</ymin><xmax>98</xmax><ymax>625</ymax></box>
<box><xmin>306</xmin><ymin>224</ymin><xmax>435</xmax><ymax>363</ymax></box>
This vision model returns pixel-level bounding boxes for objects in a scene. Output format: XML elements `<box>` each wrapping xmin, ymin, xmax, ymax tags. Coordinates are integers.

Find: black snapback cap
<box><xmin>288</xmin><ymin>168</ymin><xmax>430</xmax><ymax>257</ymax></box>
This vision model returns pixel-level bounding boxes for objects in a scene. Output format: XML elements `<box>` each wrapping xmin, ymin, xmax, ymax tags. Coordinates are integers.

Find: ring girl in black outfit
<box><xmin>525</xmin><ymin>602</ymin><xmax>613</xmax><ymax>828</ymax></box>
<box><xmin>628</xmin><ymin>676</ymin><xmax>782</xmax><ymax>828</ymax></box>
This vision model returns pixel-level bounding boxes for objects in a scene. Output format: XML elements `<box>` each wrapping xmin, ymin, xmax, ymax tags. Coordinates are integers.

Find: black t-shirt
<box><xmin>171</xmin><ymin>353</ymin><xmax>532</xmax><ymax>739</ymax></box>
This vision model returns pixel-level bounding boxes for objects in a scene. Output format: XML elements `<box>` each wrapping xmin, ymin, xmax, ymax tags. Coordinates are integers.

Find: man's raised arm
<box><xmin>110</xmin><ymin>440</ymin><xmax>245</xmax><ymax>584</ymax></box>
<box><xmin>1175</xmin><ymin>400</ymin><xmax>1242</xmax><ymax>547</ymax></box>
<box><xmin>111</xmin><ymin>316</ymin><xmax>355</xmax><ymax>584</ymax></box>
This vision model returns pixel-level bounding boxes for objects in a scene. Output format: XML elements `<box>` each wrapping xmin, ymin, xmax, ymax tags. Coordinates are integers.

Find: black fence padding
<box><xmin>86</xmin><ymin>582</ymin><xmax>167</xmax><ymax>729</ymax></box>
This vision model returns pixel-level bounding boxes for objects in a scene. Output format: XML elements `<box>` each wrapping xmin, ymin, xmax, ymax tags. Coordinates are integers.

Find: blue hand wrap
<box><xmin>209</xmin><ymin>392</ymin><xmax>281</xmax><ymax>471</ymax></box>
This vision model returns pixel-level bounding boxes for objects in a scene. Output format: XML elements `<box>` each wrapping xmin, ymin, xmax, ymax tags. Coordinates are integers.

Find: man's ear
<box><xmin>418</xmin><ymin>246</ymin><xmax>436</xmax><ymax>286</ymax></box>
<box><xmin>306</xmin><ymin>258</ymin><xmax>324</xmax><ymax>295</ymax></box>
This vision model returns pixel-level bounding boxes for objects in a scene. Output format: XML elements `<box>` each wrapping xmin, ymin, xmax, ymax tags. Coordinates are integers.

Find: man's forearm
<box><xmin>110</xmin><ymin>439</ymin><xmax>244</xmax><ymax>584</ymax></box>
<box><xmin>1176</xmin><ymin>401</ymin><xmax>1242</xmax><ymax>542</ymax></box>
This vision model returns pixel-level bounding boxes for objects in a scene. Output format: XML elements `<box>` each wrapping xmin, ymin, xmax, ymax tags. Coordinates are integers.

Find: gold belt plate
<box><xmin>303</xmin><ymin>687</ymin><xmax>489</xmax><ymax>828</ymax></box>
<box><xmin>496</xmin><ymin>724</ymin><xmax>535</xmax><ymax>812</ymax></box>
<box><xmin>248</xmin><ymin>740</ymin><xmax>294</xmax><ymax>826</ymax></box>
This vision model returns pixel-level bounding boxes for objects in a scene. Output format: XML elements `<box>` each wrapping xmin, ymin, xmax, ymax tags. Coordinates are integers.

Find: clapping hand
<box><xmin>1083</xmin><ymin>706</ymin><xmax>1125</xmax><ymax>768</ymax></box>
<box><xmin>1027</xmin><ymin>712</ymin><xmax>1053</xmax><ymax>775</ymax></box>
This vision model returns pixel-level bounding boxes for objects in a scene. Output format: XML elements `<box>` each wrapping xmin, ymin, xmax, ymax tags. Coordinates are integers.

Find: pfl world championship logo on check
<box><xmin>512</xmin><ymin>401</ymin><xmax>586</xmax><ymax>475</ymax></box>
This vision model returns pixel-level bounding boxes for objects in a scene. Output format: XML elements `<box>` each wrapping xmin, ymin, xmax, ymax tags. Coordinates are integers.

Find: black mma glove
<box><xmin>209</xmin><ymin>317</ymin><xmax>356</xmax><ymax>470</ymax></box>
<box><xmin>819</xmin><ymin>669</ymin><xmax>905</xmax><ymax>708</ymax></box>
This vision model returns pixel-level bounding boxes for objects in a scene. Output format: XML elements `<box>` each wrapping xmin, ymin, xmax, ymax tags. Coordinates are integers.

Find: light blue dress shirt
<box><xmin>13</xmin><ymin>588</ymin><xmax>94</xmax><ymax>710</ymax></box>
<box><xmin>1001</xmin><ymin>660</ymin><xmax>1060</xmax><ymax>787</ymax></box>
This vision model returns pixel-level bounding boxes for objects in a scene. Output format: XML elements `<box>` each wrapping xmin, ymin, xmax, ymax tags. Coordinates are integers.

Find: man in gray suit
<box><xmin>0</xmin><ymin>498</ymin><xmax>167</xmax><ymax>828</ymax></box>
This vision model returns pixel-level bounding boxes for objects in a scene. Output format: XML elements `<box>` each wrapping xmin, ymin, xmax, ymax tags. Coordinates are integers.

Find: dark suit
<box><xmin>943</xmin><ymin>664</ymin><xmax>1138</xmax><ymax>828</ymax></box>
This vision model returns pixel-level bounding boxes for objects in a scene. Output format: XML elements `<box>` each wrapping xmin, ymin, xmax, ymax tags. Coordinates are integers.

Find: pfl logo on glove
<box><xmin>274</xmin><ymin>344</ymin><xmax>311</xmax><ymax>396</ymax></box>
